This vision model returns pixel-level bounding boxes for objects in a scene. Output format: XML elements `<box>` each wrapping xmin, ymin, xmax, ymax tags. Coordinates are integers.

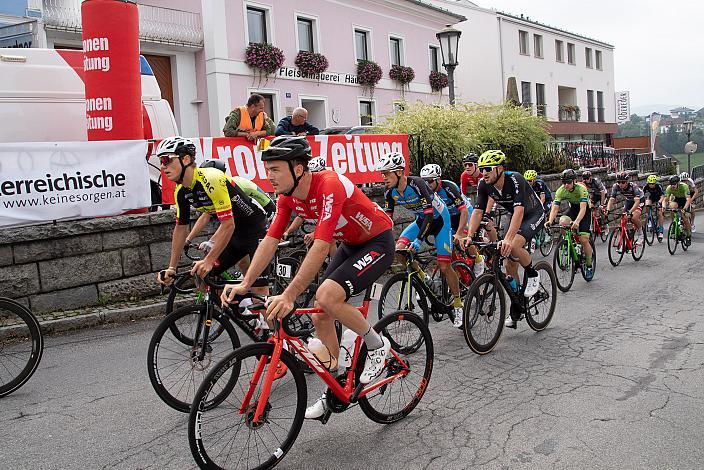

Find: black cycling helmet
<box><xmin>669</xmin><ymin>175</ymin><xmax>680</xmax><ymax>184</ymax></box>
<box><xmin>581</xmin><ymin>170</ymin><xmax>592</xmax><ymax>179</ymax></box>
<box><xmin>261</xmin><ymin>136</ymin><xmax>312</xmax><ymax>162</ymax></box>
<box><xmin>200</xmin><ymin>159</ymin><xmax>227</xmax><ymax>173</ymax></box>
<box><xmin>617</xmin><ymin>171</ymin><xmax>629</xmax><ymax>182</ymax></box>
<box><xmin>463</xmin><ymin>152</ymin><xmax>478</xmax><ymax>164</ymax></box>
<box><xmin>261</xmin><ymin>136</ymin><xmax>312</xmax><ymax>197</ymax></box>
<box><xmin>561</xmin><ymin>168</ymin><xmax>577</xmax><ymax>182</ymax></box>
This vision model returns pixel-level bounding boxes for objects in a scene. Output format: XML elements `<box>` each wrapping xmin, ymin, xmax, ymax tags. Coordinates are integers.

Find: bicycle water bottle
<box><xmin>506</xmin><ymin>275</ymin><xmax>519</xmax><ymax>293</ymax></box>
<box><xmin>308</xmin><ymin>338</ymin><xmax>336</xmax><ymax>371</ymax></box>
<box><xmin>339</xmin><ymin>329</ymin><xmax>359</xmax><ymax>369</ymax></box>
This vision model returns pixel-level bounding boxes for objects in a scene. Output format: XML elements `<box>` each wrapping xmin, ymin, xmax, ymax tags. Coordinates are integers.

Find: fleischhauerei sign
<box><xmin>278</xmin><ymin>66</ymin><xmax>358</xmax><ymax>85</ymax></box>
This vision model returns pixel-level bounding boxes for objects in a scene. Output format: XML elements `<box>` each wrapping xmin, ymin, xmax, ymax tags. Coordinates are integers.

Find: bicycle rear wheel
<box><xmin>553</xmin><ymin>239</ymin><xmax>576</xmax><ymax>292</ymax></box>
<box><xmin>189</xmin><ymin>343</ymin><xmax>306</xmax><ymax>470</ymax></box>
<box><xmin>599</xmin><ymin>219</ymin><xmax>610</xmax><ymax>243</ymax></box>
<box><xmin>667</xmin><ymin>222</ymin><xmax>678</xmax><ymax>255</ymax></box>
<box><xmin>462</xmin><ymin>273</ymin><xmax>506</xmax><ymax>355</ymax></box>
<box><xmin>525</xmin><ymin>261</ymin><xmax>557</xmax><ymax>331</ymax></box>
<box><xmin>147</xmin><ymin>304</ymin><xmax>241</xmax><ymax>412</ymax></box>
<box><xmin>358</xmin><ymin>311</ymin><xmax>434</xmax><ymax>423</ymax></box>
<box><xmin>608</xmin><ymin>228</ymin><xmax>625</xmax><ymax>266</ymax></box>
<box><xmin>378</xmin><ymin>273</ymin><xmax>429</xmax><ymax>324</ymax></box>
<box><xmin>644</xmin><ymin>213</ymin><xmax>655</xmax><ymax>246</ymax></box>
<box><xmin>0</xmin><ymin>298</ymin><xmax>43</xmax><ymax>397</ymax></box>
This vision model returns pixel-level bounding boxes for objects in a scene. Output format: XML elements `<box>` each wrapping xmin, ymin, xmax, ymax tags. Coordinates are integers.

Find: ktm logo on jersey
<box><xmin>321</xmin><ymin>193</ymin><xmax>334</xmax><ymax>221</ymax></box>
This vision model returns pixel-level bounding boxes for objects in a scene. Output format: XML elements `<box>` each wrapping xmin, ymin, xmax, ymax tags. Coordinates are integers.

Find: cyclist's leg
<box><xmin>657</xmin><ymin>199</ymin><xmax>665</xmax><ymax>230</ymax></box>
<box><xmin>434</xmin><ymin>213</ymin><xmax>459</xmax><ymax>297</ymax></box>
<box><xmin>512</xmin><ymin>209</ymin><xmax>545</xmax><ymax>290</ymax></box>
<box><xmin>578</xmin><ymin>207</ymin><xmax>593</xmax><ymax>266</ymax></box>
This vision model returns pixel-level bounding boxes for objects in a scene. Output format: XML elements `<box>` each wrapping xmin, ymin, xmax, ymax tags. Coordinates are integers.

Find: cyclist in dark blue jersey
<box><xmin>378</xmin><ymin>152</ymin><xmax>464</xmax><ymax>328</ymax></box>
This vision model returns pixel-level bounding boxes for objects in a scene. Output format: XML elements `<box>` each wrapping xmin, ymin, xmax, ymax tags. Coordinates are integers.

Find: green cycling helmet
<box><xmin>647</xmin><ymin>175</ymin><xmax>657</xmax><ymax>184</ymax></box>
<box><xmin>524</xmin><ymin>170</ymin><xmax>538</xmax><ymax>181</ymax></box>
<box><xmin>478</xmin><ymin>149</ymin><xmax>506</xmax><ymax>167</ymax></box>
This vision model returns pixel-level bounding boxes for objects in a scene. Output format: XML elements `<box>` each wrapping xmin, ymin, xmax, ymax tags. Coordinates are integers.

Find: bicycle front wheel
<box><xmin>643</xmin><ymin>215</ymin><xmax>655</xmax><ymax>246</ymax></box>
<box><xmin>0</xmin><ymin>299</ymin><xmax>43</xmax><ymax>397</ymax></box>
<box><xmin>189</xmin><ymin>343</ymin><xmax>306</xmax><ymax>470</ymax></box>
<box><xmin>631</xmin><ymin>228</ymin><xmax>646</xmax><ymax>261</ymax></box>
<box><xmin>599</xmin><ymin>219</ymin><xmax>610</xmax><ymax>243</ymax></box>
<box><xmin>148</xmin><ymin>304</ymin><xmax>241</xmax><ymax>412</ymax></box>
<box><xmin>667</xmin><ymin>222</ymin><xmax>678</xmax><ymax>255</ymax></box>
<box><xmin>539</xmin><ymin>228</ymin><xmax>555</xmax><ymax>257</ymax></box>
<box><xmin>378</xmin><ymin>273</ymin><xmax>429</xmax><ymax>324</ymax></box>
<box><xmin>608</xmin><ymin>228</ymin><xmax>625</xmax><ymax>266</ymax></box>
<box><xmin>553</xmin><ymin>239</ymin><xmax>575</xmax><ymax>292</ymax></box>
<box><xmin>462</xmin><ymin>273</ymin><xmax>506</xmax><ymax>355</ymax></box>
<box><xmin>525</xmin><ymin>261</ymin><xmax>557</xmax><ymax>331</ymax></box>
<box><xmin>358</xmin><ymin>310</ymin><xmax>434</xmax><ymax>423</ymax></box>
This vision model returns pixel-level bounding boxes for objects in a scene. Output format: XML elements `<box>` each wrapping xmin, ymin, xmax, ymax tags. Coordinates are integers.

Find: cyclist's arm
<box><xmin>539</xmin><ymin>193</ymin><xmax>546</xmax><ymax>205</ymax></box>
<box><xmin>630</xmin><ymin>197</ymin><xmax>641</xmax><ymax>214</ymax></box>
<box><xmin>383</xmin><ymin>189</ymin><xmax>395</xmax><ymax>216</ymax></box>
<box><xmin>167</xmin><ymin>224</ymin><xmax>189</xmax><ymax>271</ymax></box>
<box><xmin>466</xmin><ymin>206</ymin><xmax>484</xmax><ymax>238</ymax></box>
<box><xmin>600</xmin><ymin>189</ymin><xmax>607</xmax><ymax>205</ymax></box>
<box><xmin>412</xmin><ymin>178</ymin><xmax>437</xmax><ymax>241</ymax></box>
<box><xmin>684</xmin><ymin>193</ymin><xmax>692</xmax><ymax>211</ymax></box>
<box><xmin>203</xmin><ymin>218</ymin><xmax>234</xmax><ymax>264</ymax></box>
<box><xmin>283</xmin><ymin>239</ymin><xmax>330</xmax><ymax>299</ymax></box>
<box><xmin>186</xmin><ymin>212</ymin><xmax>211</xmax><ymax>242</ymax></box>
<box><xmin>504</xmin><ymin>206</ymin><xmax>524</xmax><ymax>242</ymax></box>
<box><xmin>468</xmin><ymin>184</ymin><xmax>490</xmax><ymax>237</ymax></box>
<box><xmin>284</xmin><ymin>216</ymin><xmax>304</xmax><ymax>238</ymax></box>
<box><xmin>575</xmin><ymin>201</ymin><xmax>588</xmax><ymax>225</ymax></box>
<box><xmin>548</xmin><ymin>200</ymin><xmax>560</xmax><ymax>223</ymax></box>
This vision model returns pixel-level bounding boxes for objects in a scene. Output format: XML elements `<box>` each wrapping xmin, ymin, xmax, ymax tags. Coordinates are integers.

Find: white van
<box><xmin>0</xmin><ymin>48</ymin><xmax>178</xmax><ymax>204</ymax></box>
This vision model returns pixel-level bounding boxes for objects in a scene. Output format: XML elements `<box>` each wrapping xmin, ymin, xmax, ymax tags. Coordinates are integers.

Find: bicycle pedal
<box><xmin>316</xmin><ymin>409</ymin><xmax>333</xmax><ymax>425</ymax></box>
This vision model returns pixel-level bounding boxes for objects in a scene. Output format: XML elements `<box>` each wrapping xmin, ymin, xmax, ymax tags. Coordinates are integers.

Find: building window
<box><xmin>595</xmin><ymin>50</ymin><xmax>602</xmax><ymax>70</ymax></box>
<box><xmin>519</xmin><ymin>30</ymin><xmax>529</xmax><ymax>55</ymax></box>
<box><xmin>597</xmin><ymin>91</ymin><xmax>604</xmax><ymax>122</ymax></box>
<box><xmin>567</xmin><ymin>43</ymin><xmax>575</xmax><ymax>65</ymax></box>
<box><xmin>536</xmin><ymin>83</ymin><xmax>546</xmax><ymax>117</ymax></box>
<box><xmin>533</xmin><ymin>34</ymin><xmax>543</xmax><ymax>58</ymax></box>
<box><xmin>297</xmin><ymin>17</ymin><xmax>314</xmax><ymax>52</ymax></box>
<box><xmin>247</xmin><ymin>7</ymin><xmax>268</xmax><ymax>44</ymax></box>
<box><xmin>429</xmin><ymin>45</ymin><xmax>440</xmax><ymax>72</ymax></box>
<box><xmin>354</xmin><ymin>28</ymin><xmax>370</xmax><ymax>62</ymax></box>
<box><xmin>587</xmin><ymin>89</ymin><xmax>595</xmax><ymax>122</ymax></box>
<box><xmin>390</xmin><ymin>37</ymin><xmax>403</xmax><ymax>67</ymax></box>
<box><xmin>585</xmin><ymin>47</ymin><xmax>593</xmax><ymax>68</ymax></box>
<box><xmin>555</xmin><ymin>40</ymin><xmax>564</xmax><ymax>62</ymax></box>
<box><xmin>521</xmin><ymin>81</ymin><xmax>532</xmax><ymax>110</ymax></box>
<box><xmin>359</xmin><ymin>100</ymin><xmax>375</xmax><ymax>126</ymax></box>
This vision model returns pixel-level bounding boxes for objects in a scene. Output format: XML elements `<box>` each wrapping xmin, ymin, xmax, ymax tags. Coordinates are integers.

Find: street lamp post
<box><xmin>436</xmin><ymin>24</ymin><xmax>461</xmax><ymax>105</ymax></box>
<box><xmin>683</xmin><ymin>120</ymin><xmax>697</xmax><ymax>174</ymax></box>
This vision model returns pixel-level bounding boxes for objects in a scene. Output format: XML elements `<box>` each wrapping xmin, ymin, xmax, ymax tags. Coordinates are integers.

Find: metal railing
<box><xmin>542</xmin><ymin>142</ymin><xmax>675</xmax><ymax>175</ymax></box>
<box><xmin>692</xmin><ymin>164</ymin><xmax>704</xmax><ymax>181</ymax></box>
<box><xmin>558</xmin><ymin>106</ymin><xmax>580</xmax><ymax>122</ymax></box>
<box><xmin>42</xmin><ymin>0</ymin><xmax>203</xmax><ymax>47</ymax></box>
<box><xmin>536</xmin><ymin>104</ymin><xmax>547</xmax><ymax>117</ymax></box>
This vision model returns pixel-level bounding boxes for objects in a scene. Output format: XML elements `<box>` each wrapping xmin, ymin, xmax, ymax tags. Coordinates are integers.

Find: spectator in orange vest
<box><xmin>223</xmin><ymin>93</ymin><xmax>276</xmax><ymax>140</ymax></box>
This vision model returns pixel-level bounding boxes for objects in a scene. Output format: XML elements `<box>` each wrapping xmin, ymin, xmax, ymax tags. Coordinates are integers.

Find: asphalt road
<box><xmin>2</xmin><ymin>231</ymin><xmax>704</xmax><ymax>469</ymax></box>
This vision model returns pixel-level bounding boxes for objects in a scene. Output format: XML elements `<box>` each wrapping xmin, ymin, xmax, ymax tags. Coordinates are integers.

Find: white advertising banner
<box><xmin>0</xmin><ymin>140</ymin><xmax>150</xmax><ymax>228</ymax></box>
<box><xmin>615</xmin><ymin>91</ymin><xmax>630</xmax><ymax>124</ymax></box>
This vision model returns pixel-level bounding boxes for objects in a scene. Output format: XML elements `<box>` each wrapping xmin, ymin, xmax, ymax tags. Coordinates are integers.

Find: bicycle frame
<box><xmin>614</xmin><ymin>212</ymin><xmax>635</xmax><ymax>251</ymax></box>
<box><xmin>398</xmin><ymin>250</ymin><xmax>452</xmax><ymax>313</ymax></box>
<box><xmin>478</xmin><ymin>243</ymin><xmax>544</xmax><ymax>312</ymax></box>
<box><xmin>242</xmin><ymin>289</ymin><xmax>411</xmax><ymax>424</ymax></box>
<box><xmin>555</xmin><ymin>226</ymin><xmax>582</xmax><ymax>263</ymax></box>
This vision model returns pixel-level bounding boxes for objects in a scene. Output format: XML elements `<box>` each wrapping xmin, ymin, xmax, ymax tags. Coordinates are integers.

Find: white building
<box><xmin>430</xmin><ymin>0</ymin><xmax>618</xmax><ymax>143</ymax></box>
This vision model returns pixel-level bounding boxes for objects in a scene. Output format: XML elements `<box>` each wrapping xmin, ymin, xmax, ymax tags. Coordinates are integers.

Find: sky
<box><xmin>476</xmin><ymin>0</ymin><xmax>704</xmax><ymax>113</ymax></box>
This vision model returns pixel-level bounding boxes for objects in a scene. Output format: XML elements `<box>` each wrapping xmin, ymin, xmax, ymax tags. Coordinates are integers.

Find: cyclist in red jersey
<box><xmin>221</xmin><ymin>136</ymin><xmax>395</xmax><ymax>418</ymax></box>
<box><xmin>460</xmin><ymin>153</ymin><xmax>482</xmax><ymax>196</ymax></box>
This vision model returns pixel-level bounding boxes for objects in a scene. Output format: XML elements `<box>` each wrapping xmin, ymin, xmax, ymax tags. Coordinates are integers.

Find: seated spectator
<box><xmin>275</xmin><ymin>107</ymin><xmax>319</xmax><ymax>136</ymax></box>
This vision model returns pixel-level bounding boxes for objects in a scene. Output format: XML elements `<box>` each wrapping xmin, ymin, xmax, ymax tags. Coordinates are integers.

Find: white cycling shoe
<box><xmin>523</xmin><ymin>273</ymin><xmax>540</xmax><ymax>297</ymax></box>
<box><xmin>359</xmin><ymin>337</ymin><xmax>391</xmax><ymax>384</ymax></box>
<box><xmin>305</xmin><ymin>393</ymin><xmax>327</xmax><ymax>420</ymax></box>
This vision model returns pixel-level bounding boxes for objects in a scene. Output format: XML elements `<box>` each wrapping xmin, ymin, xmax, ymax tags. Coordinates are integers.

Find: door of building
<box><xmin>300</xmin><ymin>97</ymin><xmax>326</xmax><ymax>131</ymax></box>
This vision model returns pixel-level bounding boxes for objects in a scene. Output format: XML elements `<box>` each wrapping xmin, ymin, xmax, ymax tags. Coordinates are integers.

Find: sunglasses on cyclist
<box><xmin>478</xmin><ymin>165</ymin><xmax>498</xmax><ymax>173</ymax></box>
<box><xmin>159</xmin><ymin>155</ymin><xmax>179</xmax><ymax>166</ymax></box>
<box><xmin>423</xmin><ymin>178</ymin><xmax>437</xmax><ymax>185</ymax></box>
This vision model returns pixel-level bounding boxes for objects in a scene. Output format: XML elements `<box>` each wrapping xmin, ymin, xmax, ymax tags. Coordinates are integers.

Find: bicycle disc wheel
<box><xmin>579</xmin><ymin>239</ymin><xmax>597</xmax><ymax>282</ymax></box>
<box><xmin>539</xmin><ymin>228</ymin><xmax>555</xmax><ymax>257</ymax></box>
<box><xmin>0</xmin><ymin>299</ymin><xmax>43</xmax><ymax>397</ymax></box>
<box><xmin>148</xmin><ymin>304</ymin><xmax>241</xmax><ymax>412</ymax></box>
<box><xmin>378</xmin><ymin>273</ymin><xmax>429</xmax><ymax>324</ymax></box>
<box><xmin>525</xmin><ymin>261</ymin><xmax>557</xmax><ymax>331</ymax></box>
<box><xmin>462</xmin><ymin>273</ymin><xmax>506</xmax><ymax>355</ymax></box>
<box><xmin>631</xmin><ymin>228</ymin><xmax>646</xmax><ymax>261</ymax></box>
<box><xmin>189</xmin><ymin>343</ymin><xmax>306</xmax><ymax>470</ymax></box>
<box><xmin>608</xmin><ymin>228</ymin><xmax>625</xmax><ymax>266</ymax></box>
<box><xmin>667</xmin><ymin>223</ymin><xmax>678</xmax><ymax>255</ymax></box>
<box><xmin>358</xmin><ymin>310</ymin><xmax>434</xmax><ymax>423</ymax></box>
<box><xmin>552</xmin><ymin>239</ymin><xmax>575</xmax><ymax>292</ymax></box>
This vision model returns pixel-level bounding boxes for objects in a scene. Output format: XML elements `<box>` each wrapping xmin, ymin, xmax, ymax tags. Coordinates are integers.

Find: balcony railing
<box><xmin>41</xmin><ymin>0</ymin><xmax>203</xmax><ymax>47</ymax></box>
<box><xmin>536</xmin><ymin>103</ymin><xmax>547</xmax><ymax>117</ymax></box>
<box><xmin>558</xmin><ymin>105</ymin><xmax>581</xmax><ymax>122</ymax></box>
<box><xmin>521</xmin><ymin>101</ymin><xmax>533</xmax><ymax>114</ymax></box>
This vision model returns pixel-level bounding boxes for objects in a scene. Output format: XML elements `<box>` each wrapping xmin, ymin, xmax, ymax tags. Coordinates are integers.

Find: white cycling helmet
<box><xmin>420</xmin><ymin>163</ymin><xmax>442</xmax><ymax>179</ymax></box>
<box><xmin>155</xmin><ymin>136</ymin><xmax>196</xmax><ymax>157</ymax></box>
<box><xmin>308</xmin><ymin>156</ymin><xmax>326</xmax><ymax>172</ymax></box>
<box><xmin>376</xmin><ymin>151</ymin><xmax>406</xmax><ymax>172</ymax></box>
<box><xmin>680</xmin><ymin>172</ymin><xmax>690</xmax><ymax>179</ymax></box>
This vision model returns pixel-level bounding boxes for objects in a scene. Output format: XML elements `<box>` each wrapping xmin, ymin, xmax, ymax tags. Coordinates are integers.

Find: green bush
<box><xmin>378</xmin><ymin>102</ymin><xmax>551</xmax><ymax>179</ymax></box>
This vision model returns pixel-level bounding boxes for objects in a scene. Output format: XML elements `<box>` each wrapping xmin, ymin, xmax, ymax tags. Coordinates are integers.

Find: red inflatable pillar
<box><xmin>81</xmin><ymin>0</ymin><xmax>142</xmax><ymax>141</ymax></box>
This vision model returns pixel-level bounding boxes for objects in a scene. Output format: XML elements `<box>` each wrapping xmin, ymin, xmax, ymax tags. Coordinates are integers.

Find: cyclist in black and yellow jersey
<box><xmin>154</xmin><ymin>136</ymin><xmax>269</xmax><ymax>287</ymax></box>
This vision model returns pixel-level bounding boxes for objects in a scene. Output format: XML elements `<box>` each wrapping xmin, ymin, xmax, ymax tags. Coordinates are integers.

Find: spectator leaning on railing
<box><xmin>223</xmin><ymin>93</ymin><xmax>276</xmax><ymax>141</ymax></box>
<box><xmin>275</xmin><ymin>107</ymin><xmax>320</xmax><ymax>136</ymax></box>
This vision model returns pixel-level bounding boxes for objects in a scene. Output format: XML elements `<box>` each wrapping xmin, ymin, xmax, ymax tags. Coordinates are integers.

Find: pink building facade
<box><xmin>200</xmin><ymin>0</ymin><xmax>464</xmax><ymax>135</ymax></box>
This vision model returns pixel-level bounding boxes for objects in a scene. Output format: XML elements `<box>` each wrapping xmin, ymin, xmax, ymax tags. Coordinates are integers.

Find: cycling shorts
<box><xmin>399</xmin><ymin>212</ymin><xmax>452</xmax><ymax>262</ymax></box>
<box><xmin>322</xmin><ymin>229</ymin><xmax>395</xmax><ymax>300</ymax></box>
<box><xmin>516</xmin><ymin>209</ymin><xmax>546</xmax><ymax>242</ymax></box>
<box><xmin>566</xmin><ymin>205</ymin><xmax>592</xmax><ymax>235</ymax></box>
<box><xmin>214</xmin><ymin>225</ymin><xmax>269</xmax><ymax>287</ymax></box>
<box><xmin>624</xmin><ymin>200</ymin><xmax>644</xmax><ymax>212</ymax></box>
<box><xmin>673</xmin><ymin>197</ymin><xmax>690</xmax><ymax>212</ymax></box>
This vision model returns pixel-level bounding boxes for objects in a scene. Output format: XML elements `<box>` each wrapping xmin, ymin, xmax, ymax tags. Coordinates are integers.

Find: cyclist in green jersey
<box><xmin>663</xmin><ymin>175</ymin><xmax>692</xmax><ymax>236</ymax></box>
<box><xmin>545</xmin><ymin>169</ymin><xmax>594</xmax><ymax>280</ymax></box>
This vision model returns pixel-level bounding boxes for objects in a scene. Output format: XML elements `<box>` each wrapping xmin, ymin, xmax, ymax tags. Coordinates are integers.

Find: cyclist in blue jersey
<box><xmin>378</xmin><ymin>152</ymin><xmax>464</xmax><ymax>328</ymax></box>
<box><xmin>420</xmin><ymin>163</ymin><xmax>486</xmax><ymax>276</ymax></box>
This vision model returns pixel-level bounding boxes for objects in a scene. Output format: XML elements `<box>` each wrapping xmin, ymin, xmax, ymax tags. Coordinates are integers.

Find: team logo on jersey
<box><xmin>352</xmin><ymin>250</ymin><xmax>385</xmax><ymax>276</ymax></box>
<box><xmin>393</xmin><ymin>195</ymin><xmax>399</xmax><ymax>200</ymax></box>
<box><xmin>353</xmin><ymin>211</ymin><xmax>373</xmax><ymax>232</ymax></box>
<box><xmin>321</xmin><ymin>193</ymin><xmax>334</xmax><ymax>221</ymax></box>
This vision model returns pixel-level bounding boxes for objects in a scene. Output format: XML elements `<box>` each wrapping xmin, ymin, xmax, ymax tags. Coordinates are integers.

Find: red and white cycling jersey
<box><xmin>268</xmin><ymin>170</ymin><xmax>393</xmax><ymax>245</ymax></box>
